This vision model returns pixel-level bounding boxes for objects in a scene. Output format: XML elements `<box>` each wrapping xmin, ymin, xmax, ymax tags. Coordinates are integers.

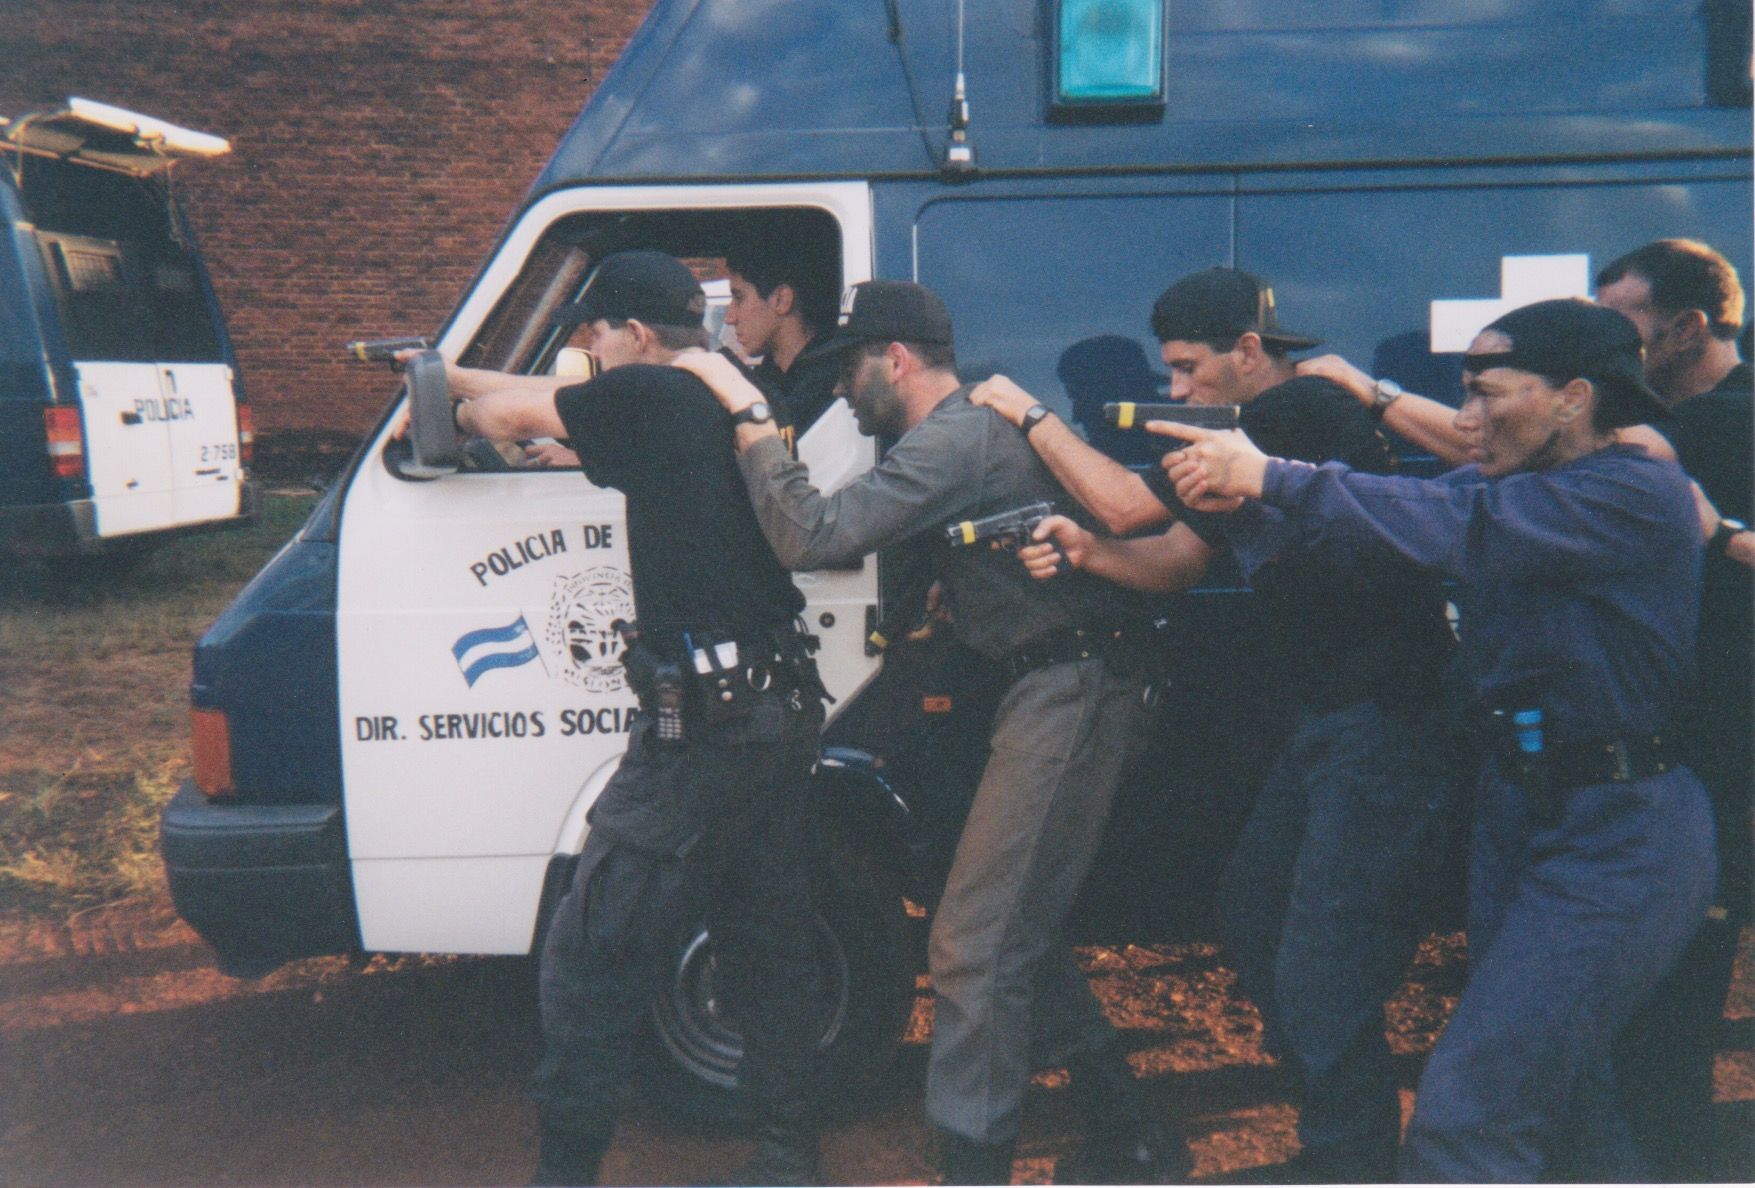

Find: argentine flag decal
<box><xmin>452</xmin><ymin>615</ymin><xmax>541</xmax><ymax>687</ymax></box>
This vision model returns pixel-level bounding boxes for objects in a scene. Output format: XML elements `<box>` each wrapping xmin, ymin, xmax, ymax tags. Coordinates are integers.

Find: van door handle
<box><xmin>121</xmin><ymin>411</ymin><xmax>142</xmax><ymax>425</ymax></box>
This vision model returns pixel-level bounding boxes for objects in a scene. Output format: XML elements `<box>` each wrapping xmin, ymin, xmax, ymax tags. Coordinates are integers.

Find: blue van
<box><xmin>160</xmin><ymin>1</ymin><xmax>1751</xmax><ymax>1111</ymax></box>
<box><xmin>0</xmin><ymin>99</ymin><xmax>256</xmax><ymax>568</ymax></box>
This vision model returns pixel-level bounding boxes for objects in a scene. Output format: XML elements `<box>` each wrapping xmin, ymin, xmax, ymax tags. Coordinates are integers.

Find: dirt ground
<box><xmin>1</xmin><ymin>899</ymin><xmax>1750</xmax><ymax>1187</ymax></box>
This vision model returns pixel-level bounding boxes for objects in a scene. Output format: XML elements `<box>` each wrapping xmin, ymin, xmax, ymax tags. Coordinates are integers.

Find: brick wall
<box><xmin>0</xmin><ymin>0</ymin><xmax>653</xmax><ymax>442</ymax></box>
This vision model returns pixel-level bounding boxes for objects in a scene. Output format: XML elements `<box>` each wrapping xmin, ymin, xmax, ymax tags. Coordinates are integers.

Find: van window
<box><xmin>20</xmin><ymin>157</ymin><xmax>222</xmax><ymax>363</ymax></box>
<box><xmin>459</xmin><ymin>207</ymin><xmax>844</xmax><ymax>380</ymax></box>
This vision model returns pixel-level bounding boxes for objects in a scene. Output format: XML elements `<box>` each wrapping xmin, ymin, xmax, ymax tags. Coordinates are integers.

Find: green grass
<box><xmin>0</xmin><ymin>491</ymin><xmax>319</xmax><ymax>917</ymax></box>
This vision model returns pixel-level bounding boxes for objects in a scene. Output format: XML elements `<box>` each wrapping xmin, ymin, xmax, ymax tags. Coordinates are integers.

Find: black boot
<box><xmin>528</xmin><ymin>1118</ymin><xmax>614</xmax><ymax>1187</ymax></box>
<box><xmin>938</xmin><ymin>1133</ymin><xmax>1016</xmax><ymax>1185</ymax></box>
<box><xmin>1056</xmin><ymin>1044</ymin><xmax>1194</xmax><ymax>1184</ymax></box>
<box><xmin>711</xmin><ymin>1121</ymin><xmax>821</xmax><ymax>1187</ymax></box>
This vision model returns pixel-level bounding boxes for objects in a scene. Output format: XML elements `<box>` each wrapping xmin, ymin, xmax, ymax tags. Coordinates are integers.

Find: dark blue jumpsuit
<box><xmin>1247</xmin><ymin>443</ymin><xmax>1716</xmax><ymax>1181</ymax></box>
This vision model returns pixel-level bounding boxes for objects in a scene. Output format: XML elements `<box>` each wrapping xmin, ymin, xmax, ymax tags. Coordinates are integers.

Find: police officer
<box><xmin>449</xmin><ymin>250</ymin><xmax>829</xmax><ymax>1187</ymax></box>
<box><xmin>676</xmin><ymin>281</ymin><xmax>1190</xmax><ymax>1186</ymax></box>
<box><xmin>974</xmin><ymin>268</ymin><xmax>1461</xmax><ymax>1182</ymax></box>
<box><xmin>1596</xmin><ymin>238</ymin><xmax>1752</xmax><ymax>1179</ymax></box>
<box><xmin>1159</xmin><ymin>298</ymin><xmax>1717</xmax><ymax>1181</ymax></box>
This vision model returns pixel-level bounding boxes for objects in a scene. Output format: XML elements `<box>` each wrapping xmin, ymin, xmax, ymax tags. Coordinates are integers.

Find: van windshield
<box><xmin>20</xmin><ymin>157</ymin><xmax>223</xmax><ymax>363</ymax></box>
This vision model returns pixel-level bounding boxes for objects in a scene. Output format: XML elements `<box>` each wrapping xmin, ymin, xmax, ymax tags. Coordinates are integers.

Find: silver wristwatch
<box><xmin>1370</xmin><ymin>377</ymin><xmax>1405</xmax><ymax>417</ymax></box>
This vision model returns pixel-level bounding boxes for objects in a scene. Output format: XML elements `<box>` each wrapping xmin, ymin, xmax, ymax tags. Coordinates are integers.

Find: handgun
<box><xmin>945</xmin><ymin>501</ymin><xmax>1055</xmax><ymax>550</ymax></box>
<box><xmin>867</xmin><ymin>557</ymin><xmax>939</xmax><ymax>655</ymax></box>
<box><xmin>1103</xmin><ymin>402</ymin><xmax>1241</xmax><ymax>431</ymax></box>
<box><xmin>345</xmin><ymin>335</ymin><xmax>432</xmax><ymax>366</ymax></box>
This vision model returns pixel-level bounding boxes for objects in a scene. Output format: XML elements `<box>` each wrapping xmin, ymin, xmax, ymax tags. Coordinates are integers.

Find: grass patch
<box><xmin>0</xmin><ymin>492</ymin><xmax>319</xmax><ymax>917</ymax></box>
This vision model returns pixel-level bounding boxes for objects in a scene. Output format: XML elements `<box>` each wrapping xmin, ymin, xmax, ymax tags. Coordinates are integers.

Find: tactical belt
<box><xmin>1498</xmin><ymin>729</ymin><xmax>1684</xmax><ymax>793</ymax></box>
<box><xmin>1001</xmin><ymin>624</ymin><xmax>1145</xmax><ymax>683</ymax></box>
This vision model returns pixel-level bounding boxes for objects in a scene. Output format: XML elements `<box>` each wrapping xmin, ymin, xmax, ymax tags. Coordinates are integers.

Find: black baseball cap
<box><xmin>1466</xmin><ymin>298</ymin><xmax>1669</xmax><ymax>429</ymax></box>
<box><xmin>553</xmin><ymin>250</ymin><xmax>707</xmax><ymax>329</ymax></box>
<box><xmin>1150</xmin><ymin>268</ymin><xmax>1321</xmax><ymax>351</ymax></box>
<box><xmin>796</xmin><ymin>280</ymin><xmax>955</xmax><ymax>363</ymax></box>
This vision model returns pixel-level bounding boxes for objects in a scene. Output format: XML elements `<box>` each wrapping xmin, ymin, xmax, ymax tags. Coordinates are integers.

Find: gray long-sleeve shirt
<box><xmin>736</xmin><ymin>386</ymin><xmax>1132</xmax><ymax>660</ymax></box>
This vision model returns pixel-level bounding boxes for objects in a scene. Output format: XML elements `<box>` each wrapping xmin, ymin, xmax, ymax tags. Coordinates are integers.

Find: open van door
<box><xmin>0</xmin><ymin>99</ymin><xmax>252</xmax><ymax>553</ymax></box>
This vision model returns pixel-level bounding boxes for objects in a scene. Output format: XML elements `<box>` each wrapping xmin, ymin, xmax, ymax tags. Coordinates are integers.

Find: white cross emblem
<box><xmin>1429</xmin><ymin>254</ymin><xmax>1592</xmax><ymax>351</ymax></box>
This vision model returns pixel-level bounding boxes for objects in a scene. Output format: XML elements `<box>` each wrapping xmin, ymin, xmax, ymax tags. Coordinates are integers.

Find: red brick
<box><xmin>0</xmin><ymin>0</ymin><xmax>653</xmax><ymax>436</ymax></box>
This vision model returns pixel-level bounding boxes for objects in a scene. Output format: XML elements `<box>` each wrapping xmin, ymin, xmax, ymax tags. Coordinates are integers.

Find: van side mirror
<box><xmin>401</xmin><ymin>349</ymin><xmax>461</xmax><ymax>478</ymax></box>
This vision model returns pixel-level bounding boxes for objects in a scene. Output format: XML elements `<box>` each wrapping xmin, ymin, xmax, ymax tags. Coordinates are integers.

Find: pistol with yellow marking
<box><xmin>945</xmin><ymin>501</ymin><xmax>1056</xmax><ymax>551</ymax></box>
<box><xmin>1103</xmin><ymin>402</ymin><xmax>1241</xmax><ymax>431</ymax></box>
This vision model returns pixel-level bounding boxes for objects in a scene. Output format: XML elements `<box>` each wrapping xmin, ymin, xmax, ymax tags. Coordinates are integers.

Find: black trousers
<box><xmin>528</xmin><ymin>700</ymin><xmax>823</xmax><ymax>1136</ymax></box>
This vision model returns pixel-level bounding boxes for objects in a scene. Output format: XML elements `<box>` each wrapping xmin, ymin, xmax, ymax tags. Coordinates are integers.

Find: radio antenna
<box><xmin>945</xmin><ymin>0</ymin><xmax>976</xmax><ymax>174</ymax></box>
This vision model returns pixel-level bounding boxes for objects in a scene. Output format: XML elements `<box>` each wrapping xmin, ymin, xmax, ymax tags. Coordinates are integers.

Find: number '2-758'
<box><xmin>200</xmin><ymin>442</ymin><xmax>237</xmax><ymax>463</ymax></box>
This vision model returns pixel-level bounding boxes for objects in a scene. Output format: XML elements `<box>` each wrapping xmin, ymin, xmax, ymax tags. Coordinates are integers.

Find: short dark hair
<box><xmin>603</xmin><ymin>317</ymin><xmax>711</xmax><ymax>353</ymax></box>
<box><xmin>1597</xmin><ymin>238</ymin><xmax>1746</xmax><ymax>340</ymax></box>
<box><xmin>724</xmin><ymin>216</ymin><xmax>842</xmax><ymax>334</ymax></box>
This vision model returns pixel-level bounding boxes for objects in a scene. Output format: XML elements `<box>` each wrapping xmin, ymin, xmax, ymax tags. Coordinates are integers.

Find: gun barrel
<box><xmin>944</xmin><ymin>500</ymin><xmax>1056</xmax><ymax>547</ymax></box>
<box><xmin>347</xmin><ymin>335</ymin><xmax>432</xmax><ymax>363</ymax></box>
<box><xmin>1103</xmin><ymin>402</ymin><xmax>1241</xmax><ymax>431</ymax></box>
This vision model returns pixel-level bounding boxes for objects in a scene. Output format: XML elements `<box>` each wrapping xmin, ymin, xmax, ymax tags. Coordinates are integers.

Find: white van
<box><xmin>0</xmin><ymin>99</ymin><xmax>255</xmax><ymax>568</ymax></box>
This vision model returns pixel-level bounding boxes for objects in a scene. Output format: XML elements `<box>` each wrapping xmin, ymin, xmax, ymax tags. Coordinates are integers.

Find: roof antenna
<box><xmin>944</xmin><ymin>0</ymin><xmax>976</xmax><ymax>175</ymax></box>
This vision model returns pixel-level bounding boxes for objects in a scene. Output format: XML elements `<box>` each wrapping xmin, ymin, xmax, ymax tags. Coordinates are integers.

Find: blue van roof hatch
<box><xmin>0</xmin><ymin>98</ymin><xmax>230</xmax><ymax>178</ymax></box>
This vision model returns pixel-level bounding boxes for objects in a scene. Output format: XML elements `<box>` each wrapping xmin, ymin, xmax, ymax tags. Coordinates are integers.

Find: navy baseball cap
<box><xmin>1466</xmin><ymin>298</ymin><xmax>1669</xmax><ymax>429</ymax></box>
<box><xmin>554</xmin><ymin>250</ymin><xmax>707</xmax><ymax>329</ymax></box>
<box><xmin>796</xmin><ymin>280</ymin><xmax>955</xmax><ymax>363</ymax></box>
<box><xmin>1150</xmin><ymin>268</ymin><xmax>1321</xmax><ymax>351</ymax></box>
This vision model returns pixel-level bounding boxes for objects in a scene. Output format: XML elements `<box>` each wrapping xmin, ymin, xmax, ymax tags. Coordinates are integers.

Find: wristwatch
<box><xmin>1708</xmin><ymin>517</ymin><xmax>1747</xmax><ymax>557</ymax></box>
<box><xmin>1020</xmin><ymin>403</ymin><xmax>1053</xmax><ymax>436</ymax></box>
<box><xmin>730</xmin><ymin>401</ymin><xmax>774</xmax><ymax>427</ymax></box>
<box><xmin>1369</xmin><ymin>378</ymin><xmax>1404</xmax><ymax>418</ymax></box>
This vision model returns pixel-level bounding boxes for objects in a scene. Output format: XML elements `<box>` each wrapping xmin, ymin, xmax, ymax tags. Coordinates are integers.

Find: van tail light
<box><xmin>44</xmin><ymin>407</ymin><xmax>86</xmax><ymax>480</ymax></box>
<box><xmin>237</xmin><ymin>405</ymin><xmax>255</xmax><ymax>465</ymax></box>
<box><xmin>191</xmin><ymin>707</ymin><xmax>236</xmax><ymax>799</ymax></box>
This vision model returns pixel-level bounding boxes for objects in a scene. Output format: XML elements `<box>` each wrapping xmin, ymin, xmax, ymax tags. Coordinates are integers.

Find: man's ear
<box><xmin>885</xmin><ymin>340</ymin><xmax>913</xmax><ymax>377</ymax></box>
<box><xmin>1232</xmin><ymin>332</ymin><xmax>1268</xmax><ymax>371</ymax></box>
<box><xmin>1667</xmin><ymin>307</ymin><xmax>1711</xmax><ymax>352</ymax></box>
<box><xmin>624</xmin><ymin>318</ymin><xmax>656</xmax><ymax>356</ymax></box>
<box><xmin>1555</xmin><ymin>377</ymin><xmax>1593</xmax><ymax>425</ymax></box>
<box><xmin>770</xmin><ymin>282</ymin><xmax>797</xmax><ymax>318</ymax></box>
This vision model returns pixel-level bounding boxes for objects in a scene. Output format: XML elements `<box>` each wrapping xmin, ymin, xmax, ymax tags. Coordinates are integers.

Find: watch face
<box><xmin>749</xmin><ymin>401</ymin><xmax>772</xmax><ymax>422</ymax></box>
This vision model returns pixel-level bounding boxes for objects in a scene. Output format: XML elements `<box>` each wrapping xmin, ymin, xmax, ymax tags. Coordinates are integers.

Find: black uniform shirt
<box><xmin>752</xmin><ymin>332</ymin><xmax>842</xmax><ymax>433</ymax></box>
<box><xmin>1145</xmin><ymin>375</ymin><xmax>1455</xmax><ymax>711</ymax></box>
<box><xmin>555</xmin><ymin>364</ymin><xmax>804</xmax><ymax>647</ymax></box>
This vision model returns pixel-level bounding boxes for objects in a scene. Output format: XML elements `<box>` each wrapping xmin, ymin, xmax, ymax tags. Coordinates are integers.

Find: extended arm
<box><xmin>970</xmin><ymin>376</ymin><xmax>1171</xmax><ymax>534</ymax></box>
<box><xmin>736</xmin><ymin>422</ymin><xmax>977</xmax><ymax>571</ymax></box>
<box><xmin>1019</xmin><ymin>515</ymin><xmax>1212</xmax><ymax>592</ymax></box>
<box><xmin>454</xmin><ymin>386</ymin><xmax>567</xmax><ymax>440</ymax></box>
<box><xmin>1296</xmin><ymin>355</ymin><xmax>1472</xmax><ymax>464</ymax></box>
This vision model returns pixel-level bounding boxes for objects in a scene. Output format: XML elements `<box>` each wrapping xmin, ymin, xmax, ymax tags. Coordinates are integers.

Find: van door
<box><xmin>11</xmin><ymin>102</ymin><xmax>245</xmax><ymax>541</ymax></box>
<box><xmin>335</xmin><ymin>183</ymin><xmax>876</xmax><ymax>955</ymax></box>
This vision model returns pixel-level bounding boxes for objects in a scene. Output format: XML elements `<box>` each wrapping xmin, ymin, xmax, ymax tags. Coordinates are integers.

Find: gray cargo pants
<box><xmin>925</xmin><ymin>656</ymin><xmax>1149</xmax><ymax>1144</ymax></box>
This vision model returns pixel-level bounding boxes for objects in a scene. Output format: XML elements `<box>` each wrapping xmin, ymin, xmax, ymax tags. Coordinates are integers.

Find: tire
<box><xmin>642</xmin><ymin>843</ymin><xmax>915</xmax><ymax>1125</ymax></box>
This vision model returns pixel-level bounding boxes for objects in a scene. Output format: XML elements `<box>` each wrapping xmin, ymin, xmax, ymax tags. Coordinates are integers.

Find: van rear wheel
<box><xmin>642</xmin><ymin>845</ymin><xmax>914</xmax><ymax>1125</ymax></box>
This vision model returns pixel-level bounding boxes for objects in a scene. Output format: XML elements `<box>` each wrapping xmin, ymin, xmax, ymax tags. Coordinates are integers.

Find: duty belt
<box><xmin>1001</xmin><ymin>624</ymin><xmax>1145</xmax><ymax>683</ymax></box>
<box><xmin>1521</xmin><ymin>731</ymin><xmax>1684</xmax><ymax>789</ymax></box>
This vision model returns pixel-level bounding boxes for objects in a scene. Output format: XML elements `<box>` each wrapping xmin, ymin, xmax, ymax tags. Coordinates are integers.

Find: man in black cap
<box><xmin>447</xmin><ymin>249</ymin><xmax>830</xmax><ymax>1187</ymax></box>
<box><xmin>971</xmin><ymin>267</ymin><xmax>1460</xmax><ymax>1181</ymax></box>
<box><xmin>676</xmin><ymin>279</ymin><xmax>1190</xmax><ymax>1186</ymax></box>
<box><xmin>1300</xmin><ymin>245</ymin><xmax>1752</xmax><ymax>1177</ymax></box>
<box><xmin>1158</xmin><ymin>298</ymin><xmax>1717</xmax><ymax>1181</ymax></box>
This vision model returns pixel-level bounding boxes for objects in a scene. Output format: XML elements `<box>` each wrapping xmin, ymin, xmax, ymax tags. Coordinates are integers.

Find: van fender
<box><xmin>811</xmin><ymin>745</ymin><xmax>911</xmax><ymax>875</ymax></box>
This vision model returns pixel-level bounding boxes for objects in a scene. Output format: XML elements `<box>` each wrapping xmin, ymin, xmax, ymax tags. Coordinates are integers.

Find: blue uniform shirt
<box><xmin>1250</xmin><ymin>444</ymin><xmax>1701</xmax><ymax>743</ymax></box>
